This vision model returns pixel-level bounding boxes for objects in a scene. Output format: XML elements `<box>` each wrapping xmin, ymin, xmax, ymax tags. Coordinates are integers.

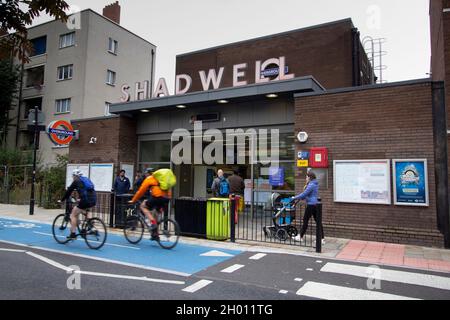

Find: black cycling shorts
<box><xmin>78</xmin><ymin>200</ymin><xmax>96</xmax><ymax>210</ymax></box>
<box><xmin>145</xmin><ymin>197</ymin><xmax>169</xmax><ymax>211</ymax></box>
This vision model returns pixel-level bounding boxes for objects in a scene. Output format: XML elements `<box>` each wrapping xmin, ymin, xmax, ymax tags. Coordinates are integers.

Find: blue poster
<box><xmin>394</xmin><ymin>160</ymin><xmax>428</xmax><ymax>206</ymax></box>
<box><xmin>269</xmin><ymin>167</ymin><xmax>285</xmax><ymax>187</ymax></box>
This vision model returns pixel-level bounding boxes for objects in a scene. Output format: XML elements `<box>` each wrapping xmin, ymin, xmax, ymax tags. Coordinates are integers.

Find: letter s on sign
<box><xmin>120</xmin><ymin>84</ymin><xmax>131</xmax><ymax>102</ymax></box>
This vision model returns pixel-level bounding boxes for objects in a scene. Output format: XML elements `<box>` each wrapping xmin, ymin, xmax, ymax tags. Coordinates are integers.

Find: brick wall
<box><xmin>176</xmin><ymin>19</ymin><xmax>370</xmax><ymax>92</ymax></box>
<box><xmin>68</xmin><ymin>116</ymin><xmax>137</xmax><ymax>172</ymax></box>
<box><xmin>294</xmin><ymin>81</ymin><xmax>445</xmax><ymax>247</ymax></box>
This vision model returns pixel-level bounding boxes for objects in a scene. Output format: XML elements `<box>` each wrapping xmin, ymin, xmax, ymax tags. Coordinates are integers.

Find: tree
<box><xmin>0</xmin><ymin>0</ymin><xmax>69</xmax><ymax>63</ymax></box>
<box><xmin>0</xmin><ymin>58</ymin><xmax>20</xmax><ymax>145</ymax></box>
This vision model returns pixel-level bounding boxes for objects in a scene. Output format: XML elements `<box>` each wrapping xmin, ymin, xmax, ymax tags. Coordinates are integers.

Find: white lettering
<box><xmin>175</xmin><ymin>74</ymin><xmax>192</xmax><ymax>95</ymax></box>
<box><xmin>135</xmin><ymin>81</ymin><xmax>149</xmax><ymax>101</ymax></box>
<box><xmin>255</xmin><ymin>60</ymin><xmax>269</xmax><ymax>84</ymax></box>
<box><xmin>233</xmin><ymin>63</ymin><xmax>248</xmax><ymax>87</ymax></box>
<box><xmin>120</xmin><ymin>84</ymin><xmax>131</xmax><ymax>102</ymax></box>
<box><xmin>279</xmin><ymin>56</ymin><xmax>295</xmax><ymax>80</ymax></box>
<box><xmin>153</xmin><ymin>78</ymin><xmax>169</xmax><ymax>98</ymax></box>
<box><xmin>199</xmin><ymin>67</ymin><xmax>224</xmax><ymax>91</ymax></box>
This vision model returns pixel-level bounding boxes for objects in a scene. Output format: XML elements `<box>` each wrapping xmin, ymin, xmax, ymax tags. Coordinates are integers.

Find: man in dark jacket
<box><xmin>113</xmin><ymin>170</ymin><xmax>131</xmax><ymax>195</ymax></box>
<box><xmin>228</xmin><ymin>169</ymin><xmax>245</xmax><ymax>195</ymax></box>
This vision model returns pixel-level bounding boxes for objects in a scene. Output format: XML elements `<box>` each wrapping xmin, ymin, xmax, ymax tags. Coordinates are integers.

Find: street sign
<box><xmin>28</xmin><ymin>109</ymin><xmax>45</xmax><ymax>125</ymax></box>
<box><xmin>46</xmin><ymin>120</ymin><xmax>75</xmax><ymax>145</ymax></box>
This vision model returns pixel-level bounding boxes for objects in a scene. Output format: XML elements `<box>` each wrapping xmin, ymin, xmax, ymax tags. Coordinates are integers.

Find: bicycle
<box><xmin>123</xmin><ymin>201</ymin><xmax>180</xmax><ymax>250</ymax></box>
<box><xmin>52</xmin><ymin>198</ymin><xmax>108</xmax><ymax>250</ymax></box>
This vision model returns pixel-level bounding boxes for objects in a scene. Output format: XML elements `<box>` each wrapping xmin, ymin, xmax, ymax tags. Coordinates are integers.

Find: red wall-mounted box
<box><xmin>309</xmin><ymin>147</ymin><xmax>329</xmax><ymax>168</ymax></box>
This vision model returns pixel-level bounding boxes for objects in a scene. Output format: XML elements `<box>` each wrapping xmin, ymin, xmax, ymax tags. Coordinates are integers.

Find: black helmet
<box><xmin>144</xmin><ymin>168</ymin><xmax>154</xmax><ymax>174</ymax></box>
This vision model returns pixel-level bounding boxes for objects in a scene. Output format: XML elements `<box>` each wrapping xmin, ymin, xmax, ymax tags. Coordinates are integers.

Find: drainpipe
<box><xmin>150</xmin><ymin>48</ymin><xmax>155</xmax><ymax>97</ymax></box>
<box><xmin>432</xmin><ymin>81</ymin><xmax>450</xmax><ymax>248</ymax></box>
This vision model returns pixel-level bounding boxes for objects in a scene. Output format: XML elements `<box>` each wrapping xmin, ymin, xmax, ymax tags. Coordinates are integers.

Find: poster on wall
<box><xmin>66</xmin><ymin>164</ymin><xmax>89</xmax><ymax>188</ymax></box>
<box><xmin>334</xmin><ymin>160</ymin><xmax>391</xmax><ymax>205</ymax></box>
<box><xmin>393</xmin><ymin>159</ymin><xmax>429</xmax><ymax>207</ymax></box>
<box><xmin>120</xmin><ymin>163</ymin><xmax>135</xmax><ymax>187</ymax></box>
<box><xmin>89</xmin><ymin>164</ymin><xmax>114</xmax><ymax>192</ymax></box>
<box><xmin>269</xmin><ymin>167</ymin><xmax>285</xmax><ymax>187</ymax></box>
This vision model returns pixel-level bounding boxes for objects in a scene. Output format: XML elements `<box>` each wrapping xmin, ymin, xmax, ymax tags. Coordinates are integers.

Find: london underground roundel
<box><xmin>47</xmin><ymin>120</ymin><xmax>75</xmax><ymax>145</ymax></box>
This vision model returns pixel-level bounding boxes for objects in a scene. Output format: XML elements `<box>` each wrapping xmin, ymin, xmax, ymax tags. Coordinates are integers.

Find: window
<box><xmin>105</xmin><ymin>102</ymin><xmax>112</xmax><ymax>116</ymax></box>
<box><xmin>106</xmin><ymin>70</ymin><xmax>116</xmax><ymax>86</ymax></box>
<box><xmin>57</xmin><ymin>64</ymin><xmax>73</xmax><ymax>81</ymax></box>
<box><xmin>23</xmin><ymin>97</ymin><xmax>43</xmax><ymax>119</ymax></box>
<box><xmin>30</xmin><ymin>36</ymin><xmax>47</xmax><ymax>56</ymax></box>
<box><xmin>59</xmin><ymin>32</ymin><xmax>75</xmax><ymax>49</ymax></box>
<box><xmin>55</xmin><ymin>98</ymin><xmax>71</xmax><ymax>114</ymax></box>
<box><xmin>25</xmin><ymin>65</ymin><xmax>45</xmax><ymax>88</ymax></box>
<box><xmin>108</xmin><ymin>38</ymin><xmax>118</xmax><ymax>54</ymax></box>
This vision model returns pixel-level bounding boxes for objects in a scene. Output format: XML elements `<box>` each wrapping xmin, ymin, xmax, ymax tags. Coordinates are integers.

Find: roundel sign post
<box><xmin>47</xmin><ymin>120</ymin><xmax>75</xmax><ymax>145</ymax></box>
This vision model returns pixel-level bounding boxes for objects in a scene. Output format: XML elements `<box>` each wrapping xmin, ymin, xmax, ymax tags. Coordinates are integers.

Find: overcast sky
<box><xmin>32</xmin><ymin>0</ymin><xmax>431</xmax><ymax>91</ymax></box>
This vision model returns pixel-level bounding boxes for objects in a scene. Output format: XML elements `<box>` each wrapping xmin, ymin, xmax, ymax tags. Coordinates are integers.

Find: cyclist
<box><xmin>59</xmin><ymin>169</ymin><xmax>97</xmax><ymax>240</ymax></box>
<box><xmin>129</xmin><ymin>169</ymin><xmax>171</xmax><ymax>241</ymax></box>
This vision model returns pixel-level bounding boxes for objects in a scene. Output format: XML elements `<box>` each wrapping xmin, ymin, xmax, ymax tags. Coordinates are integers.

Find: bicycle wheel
<box><xmin>83</xmin><ymin>218</ymin><xmax>107</xmax><ymax>250</ymax></box>
<box><xmin>52</xmin><ymin>214</ymin><xmax>71</xmax><ymax>244</ymax></box>
<box><xmin>124</xmin><ymin>216</ymin><xmax>144</xmax><ymax>244</ymax></box>
<box><xmin>157</xmin><ymin>218</ymin><xmax>180</xmax><ymax>250</ymax></box>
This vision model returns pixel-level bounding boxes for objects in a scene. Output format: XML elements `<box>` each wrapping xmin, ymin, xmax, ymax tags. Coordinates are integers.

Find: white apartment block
<box><xmin>6</xmin><ymin>2</ymin><xmax>156</xmax><ymax>165</ymax></box>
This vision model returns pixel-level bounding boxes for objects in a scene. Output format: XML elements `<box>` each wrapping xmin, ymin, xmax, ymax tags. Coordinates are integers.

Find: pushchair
<box><xmin>263</xmin><ymin>193</ymin><xmax>299</xmax><ymax>241</ymax></box>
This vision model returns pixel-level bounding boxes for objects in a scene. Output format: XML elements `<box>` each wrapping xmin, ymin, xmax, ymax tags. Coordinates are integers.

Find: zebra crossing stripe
<box><xmin>182</xmin><ymin>280</ymin><xmax>213</xmax><ymax>293</ymax></box>
<box><xmin>296</xmin><ymin>282</ymin><xmax>419</xmax><ymax>300</ymax></box>
<box><xmin>321</xmin><ymin>262</ymin><xmax>450</xmax><ymax>291</ymax></box>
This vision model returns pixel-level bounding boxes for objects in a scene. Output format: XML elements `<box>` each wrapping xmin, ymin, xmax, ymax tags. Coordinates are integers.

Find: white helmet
<box><xmin>72</xmin><ymin>169</ymin><xmax>83</xmax><ymax>177</ymax></box>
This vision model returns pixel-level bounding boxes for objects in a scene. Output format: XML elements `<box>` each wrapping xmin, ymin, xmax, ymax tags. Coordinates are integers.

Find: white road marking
<box><xmin>26</xmin><ymin>251</ymin><xmax>73</xmax><ymax>272</ymax></box>
<box><xmin>76</xmin><ymin>270</ymin><xmax>185</xmax><ymax>285</ymax></box>
<box><xmin>249</xmin><ymin>253</ymin><xmax>267</xmax><ymax>260</ymax></box>
<box><xmin>306</xmin><ymin>268</ymin><xmax>314</xmax><ymax>271</ymax></box>
<box><xmin>321</xmin><ymin>262</ymin><xmax>450</xmax><ymax>291</ymax></box>
<box><xmin>200</xmin><ymin>250</ymin><xmax>233</xmax><ymax>257</ymax></box>
<box><xmin>221</xmin><ymin>264</ymin><xmax>245</xmax><ymax>273</ymax></box>
<box><xmin>182</xmin><ymin>280</ymin><xmax>213</xmax><ymax>293</ymax></box>
<box><xmin>26</xmin><ymin>251</ymin><xmax>184</xmax><ymax>285</ymax></box>
<box><xmin>0</xmin><ymin>240</ymin><xmax>191</xmax><ymax>277</ymax></box>
<box><xmin>294</xmin><ymin>278</ymin><xmax>303</xmax><ymax>282</ymax></box>
<box><xmin>296</xmin><ymin>282</ymin><xmax>420</xmax><ymax>300</ymax></box>
<box><xmin>279</xmin><ymin>290</ymin><xmax>288</xmax><ymax>294</ymax></box>
<box><xmin>33</xmin><ymin>231</ymin><xmax>140</xmax><ymax>250</ymax></box>
<box><xmin>0</xmin><ymin>248</ymin><xmax>26</xmax><ymax>253</ymax></box>
<box><xmin>316</xmin><ymin>260</ymin><xmax>323</xmax><ymax>264</ymax></box>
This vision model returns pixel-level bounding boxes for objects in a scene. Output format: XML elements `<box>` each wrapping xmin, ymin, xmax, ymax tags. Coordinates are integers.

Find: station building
<box><xmin>68</xmin><ymin>3</ymin><xmax>450</xmax><ymax>248</ymax></box>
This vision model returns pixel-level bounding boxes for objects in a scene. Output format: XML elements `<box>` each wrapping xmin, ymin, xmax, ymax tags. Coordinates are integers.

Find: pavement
<box><xmin>1</xmin><ymin>204</ymin><xmax>450</xmax><ymax>300</ymax></box>
<box><xmin>1</xmin><ymin>204</ymin><xmax>449</xmax><ymax>274</ymax></box>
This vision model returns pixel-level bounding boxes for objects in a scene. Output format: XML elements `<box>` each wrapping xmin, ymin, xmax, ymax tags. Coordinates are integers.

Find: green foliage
<box><xmin>37</xmin><ymin>154</ymin><xmax>68</xmax><ymax>208</ymax></box>
<box><xmin>0</xmin><ymin>0</ymin><xmax>69</xmax><ymax>62</ymax></box>
<box><xmin>0</xmin><ymin>59</ymin><xmax>20</xmax><ymax>145</ymax></box>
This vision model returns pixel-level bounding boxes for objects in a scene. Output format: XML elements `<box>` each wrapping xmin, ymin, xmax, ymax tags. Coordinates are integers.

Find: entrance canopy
<box><xmin>109</xmin><ymin>76</ymin><xmax>324</xmax><ymax>115</ymax></box>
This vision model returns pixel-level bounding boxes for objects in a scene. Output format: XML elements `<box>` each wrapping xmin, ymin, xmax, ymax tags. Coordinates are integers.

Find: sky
<box><xmin>31</xmin><ymin>0</ymin><xmax>431</xmax><ymax>91</ymax></box>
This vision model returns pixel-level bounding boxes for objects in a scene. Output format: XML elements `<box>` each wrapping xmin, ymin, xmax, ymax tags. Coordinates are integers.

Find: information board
<box><xmin>89</xmin><ymin>164</ymin><xmax>114</xmax><ymax>192</ymax></box>
<box><xmin>393</xmin><ymin>159</ymin><xmax>429</xmax><ymax>207</ymax></box>
<box><xmin>66</xmin><ymin>164</ymin><xmax>89</xmax><ymax>188</ymax></box>
<box><xmin>334</xmin><ymin>160</ymin><xmax>391</xmax><ymax>205</ymax></box>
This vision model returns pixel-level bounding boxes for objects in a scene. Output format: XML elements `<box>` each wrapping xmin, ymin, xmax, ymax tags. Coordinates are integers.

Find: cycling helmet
<box><xmin>144</xmin><ymin>168</ymin><xmax>155</xmax><ymax>174</ymax></box>
<box><xmin>72</xmin><ymin>169</ymin><xmax>83</xmax><ymax>177</ymax></box>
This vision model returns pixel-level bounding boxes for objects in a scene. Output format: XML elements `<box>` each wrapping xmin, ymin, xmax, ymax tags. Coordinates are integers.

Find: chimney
<box><xmin>103</xmin><ymin>1</ymin><xmax>121</xmax><ymax>24</ymax></box>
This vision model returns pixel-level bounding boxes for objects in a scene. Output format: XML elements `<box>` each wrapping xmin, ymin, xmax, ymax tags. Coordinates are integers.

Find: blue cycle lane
<box><xmin>0</xmin><ymin>217</ymin><xmax>241</xmax><ymax>276</ymax></box>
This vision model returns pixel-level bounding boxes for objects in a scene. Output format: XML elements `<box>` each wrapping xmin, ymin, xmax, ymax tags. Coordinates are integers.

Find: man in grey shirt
<box><xmin>211</xmin><ymin>169</ymin><xmax>229</xmax><ymax>197</ymax></box>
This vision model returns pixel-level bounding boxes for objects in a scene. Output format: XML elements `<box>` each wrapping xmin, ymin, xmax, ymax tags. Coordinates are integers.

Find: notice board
<box><xmin>334</xmin><ymin>160</ymin><xmax>391</xmax><ymax>205</ymax></box>
<box><xmin>66</xmin><ymin>164</ymin><xmax>89</xmax><ymax>188</ymax></box>
<box><xmin>89</xmin><ymin>163</ymin><xmax>114</xmax><ymax>192</ymax></box>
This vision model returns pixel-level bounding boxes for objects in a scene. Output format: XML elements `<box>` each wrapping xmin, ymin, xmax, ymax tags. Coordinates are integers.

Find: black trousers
<box><xmin>300</xmin><ymin>205</ymin><xmax>324</xmax><ymax>239</ymax></box>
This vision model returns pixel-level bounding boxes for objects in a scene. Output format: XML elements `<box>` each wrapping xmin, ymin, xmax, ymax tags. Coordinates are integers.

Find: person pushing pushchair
<box><xmin>291</xmin><ymin>171</ymin><xmax>325</xmax><ymax>244</ymax></box>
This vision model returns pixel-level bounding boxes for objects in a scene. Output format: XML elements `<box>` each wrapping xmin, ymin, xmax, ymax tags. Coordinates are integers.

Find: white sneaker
<box><xmin>321</xmin><ymin>239</ymin><xmax>326</xmax><ymax>245</ymax></box>
<box><xmin>293</xmin><ymin>235</ymin><xmax>303</xmax><ymax>242</ymax></box>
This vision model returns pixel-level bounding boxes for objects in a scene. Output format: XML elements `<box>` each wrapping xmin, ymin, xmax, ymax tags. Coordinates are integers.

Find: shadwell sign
<box><xmin>120</xmin><ymin>56</ymin><xmax>294</xmax><ymax>102</ymax></box>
